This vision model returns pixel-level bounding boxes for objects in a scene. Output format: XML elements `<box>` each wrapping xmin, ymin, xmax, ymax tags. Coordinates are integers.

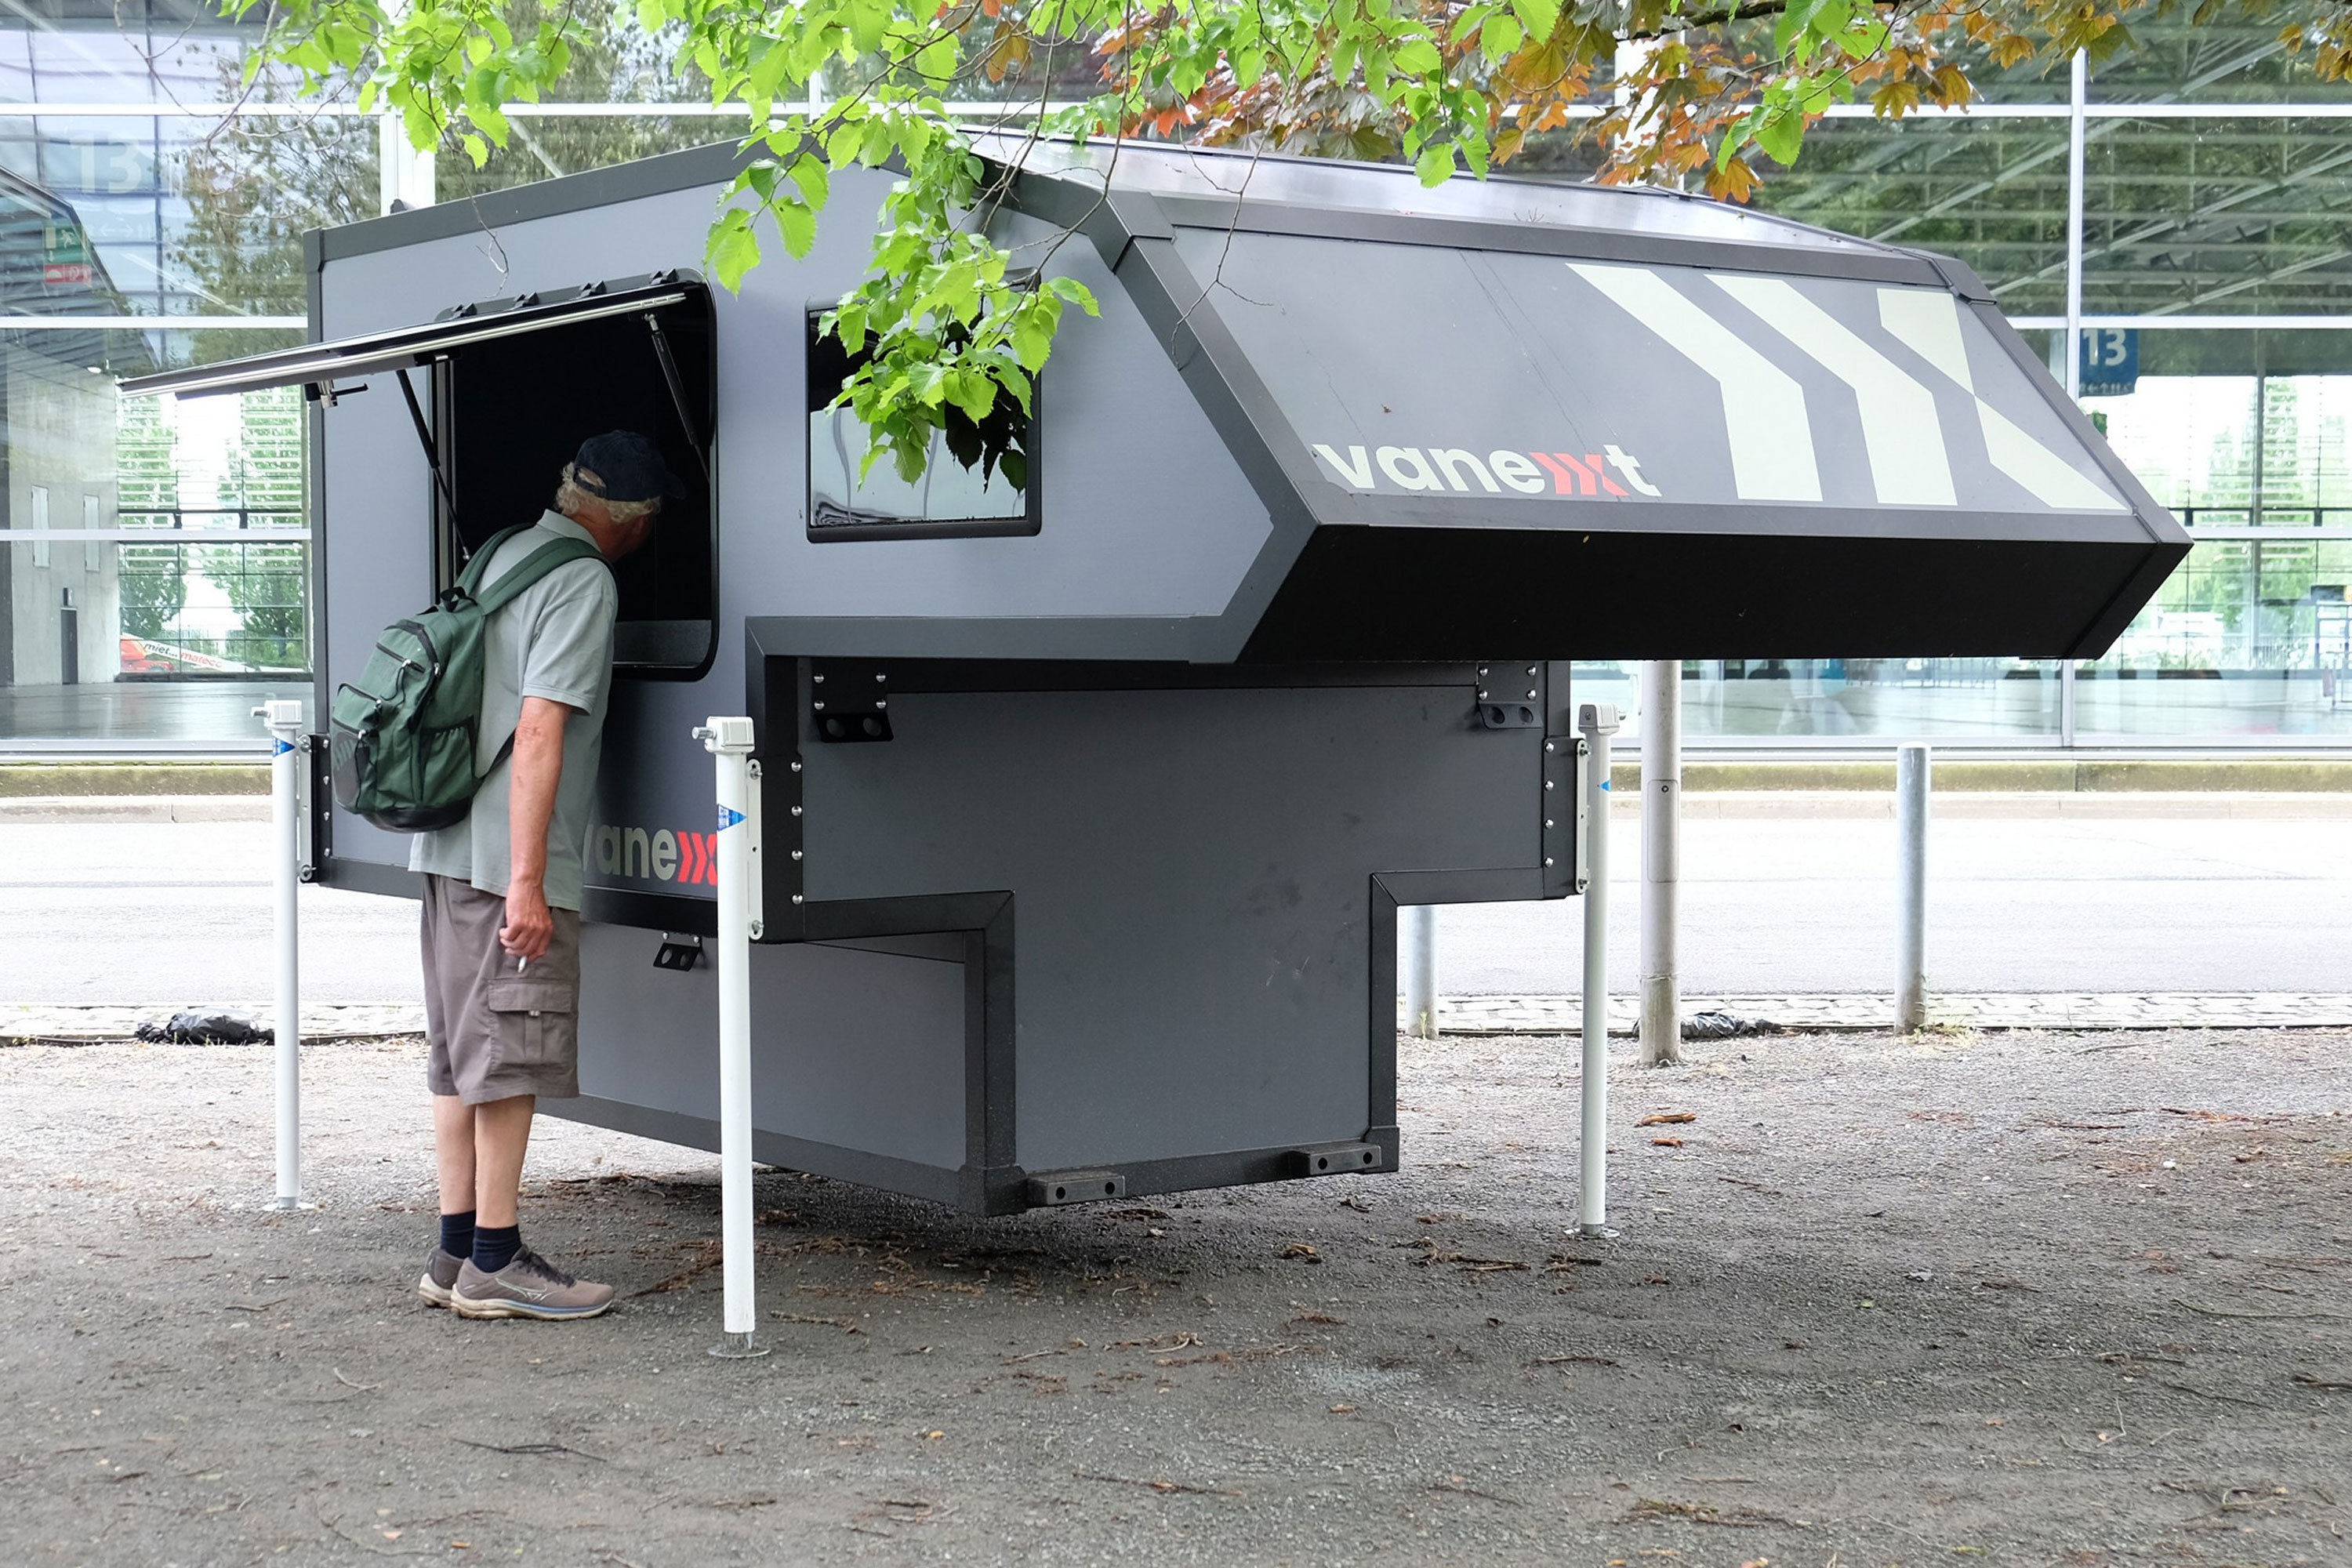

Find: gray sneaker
<box><xmin>451</xmin><ymin>1247</ymin><xmax>615</xmax><ymax>1321</ymax></box>
<box><xmin>417</xmin><ymin>1248</ymin><xmax>465</xmax><ymax>1308</ymax></box>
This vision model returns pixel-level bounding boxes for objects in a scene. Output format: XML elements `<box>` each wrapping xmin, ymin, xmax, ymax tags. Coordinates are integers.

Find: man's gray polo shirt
<box><xmin>410</xmin><ymin>511</ymin><xmax>617</xmax><ymax>911</ymax></box>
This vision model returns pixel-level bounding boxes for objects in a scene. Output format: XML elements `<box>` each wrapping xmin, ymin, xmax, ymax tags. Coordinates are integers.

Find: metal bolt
<box><xmin>1526</xmin><ymin>666</ymin><xmax>1537</xmax><ymax>677</ymax></box>
<box><xmin>813</xmin><ymin>701</ymin><xmax>826</xmax><ymax>710</ymax></box>
<box><xmin>1526</xmin><ymin>689</ymin><xmax>1537</xmax><ymax>700</ymax></box>
<box><xmin>790</xmin><ymin>805</ymin><xmax>803</xmax><ymax>817</ymax></box>
<box><xmin>876</xmin><ymin>700</ymin><xmax>887</xmax><ymax>710</ymax></box>
<box><xmin>1544</xmin><ymin>741</ymin><xmax>1555</xmax><ymax>753</ymax></box>
<box><xmin>1477</xmin><ymin>689</ymin><xmax>1487</xmax><ymax>699</ymax></box>
<box><xmin>814</xmin><ymin>673</ymin><xmax>825</xmax><ymax>684</ymax></box>
<box><xmin>791</xmin><ymin>894</ymin><xmax>804</xmax><ymax>905</ymax></box>
<box><xmin>790</xmin><ymin>760</ymin><xmax>803</xmax><ymax>772</ymax></box>
<box><xmin>748</xmin><ymin>920</ymin><xmax>764</xmax><ymax>938</ymax></box>
<box><xmin>790</xmin><ymin>850</ymin><xmax>803</xmax><ymax>861</ymax></box>
<box><xmin>1544</xmin><ymin>779</ymin><xmax>1555</xmax><ymax>789</ymax></box>
<box><xmin>1544</xmin><ymin>818</ymin><xmax>1554</xmax><ymax>829</ymax></box>
<box><xmin>1477</xmin><ymin>666</ymin><xmax>1489</xmax><ymax>677</ymax></box>
<box><xmin>874</xmin><ymin>672</ymin><xmax>887</xmax><ymax>683</ymax></box>
<box><xmin>1543</xmin><ymin>856</ymin><xmax>1555</xmax><ymax>866</ymax></box>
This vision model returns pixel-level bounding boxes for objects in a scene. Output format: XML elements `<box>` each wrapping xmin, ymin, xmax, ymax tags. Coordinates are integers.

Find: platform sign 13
<box><xmin>2078</xmin><ymin>326</ymin><xmax>2139</xmax><ymax>397</ymax></box>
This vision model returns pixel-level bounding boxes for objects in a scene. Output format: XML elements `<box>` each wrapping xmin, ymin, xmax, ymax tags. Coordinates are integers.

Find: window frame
<box><xmin>803</xmin><ymin>305</ymin><xmax>1043</xmax><ymax>543</ymax></box>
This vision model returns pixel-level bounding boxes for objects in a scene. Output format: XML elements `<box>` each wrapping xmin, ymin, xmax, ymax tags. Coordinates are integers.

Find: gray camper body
<box><xmin>129</xmin><ymin>139</ymin><xmax>2187</xmax><ymax>1214</ymax></box>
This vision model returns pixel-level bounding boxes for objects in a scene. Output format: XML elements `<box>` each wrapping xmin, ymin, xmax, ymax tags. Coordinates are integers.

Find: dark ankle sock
<box><xmin>439</xmin><ymin>1210</ymin><xmax>477</xmax><ymax>1261</ymax></box>
<box><xmin>472</xmin><ymin>1224</ymin><xmax>521</xmax><ymax>1274</ymax></box>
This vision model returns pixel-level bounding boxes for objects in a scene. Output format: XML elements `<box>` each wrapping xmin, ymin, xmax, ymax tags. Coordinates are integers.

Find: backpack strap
<box><xmin>453</xmin><ymin>524</ymin><xmax>532</xmax><ymax>600</ymax></box>
<box><xmin>466</xmin><ymin>530</ymin><xmax>612</xmax><ymax>617</ymax></box>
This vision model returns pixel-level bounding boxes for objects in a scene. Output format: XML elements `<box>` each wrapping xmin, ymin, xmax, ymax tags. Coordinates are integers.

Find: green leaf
<box><xmin>775</xmin><ymin>198</ymin><xmax>818</xmax><ymax>258</ymax></box>
<box><xmin>462</xmin><ymin>131</ymin><xmax>489</xmax><ymax>169</ymax></box>
<box><xmin>787</xmin><ymin>152</ymin><xmax>829</xmax><ymax>209</ymax></box>
<box><xmin>1391</xmin><ymin>36</ymin><xmax>1443</xmax><ymax>74</ymax></box>
<box><xmin>1047</xmin><ymin>276</ymin><xmax>1098</xmax><ymax>315</ymax></box>
<box><xmin>1414</xmin><ymin>140</ymin><xmax>1456</xmax><ymax>184</ymax></box>
<box><xmin>706</xmin><ymin>212</ymin><xmax>762</xmax><ymax>292</ymax></box>
<box><xmin>1755</xmin><ymin>103</ymin><xmax>1805</xmax><ymax>165</ymax></box>
<box><xmin>1012</xmin><ymin>321</ymin><xmax>1052</xmax><ymax>372</ymax></box>
<box><xmin>1510</xmin><ymin>0</ymin><xmax>1560</xmax><ymax>40</ymax></box>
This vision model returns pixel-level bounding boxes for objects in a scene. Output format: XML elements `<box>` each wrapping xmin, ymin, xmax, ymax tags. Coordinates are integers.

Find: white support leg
<box><xmin>258</xmin><ymin>700</ymin><xmax>304</xmax><ymax>1210</ymax></box>
<box><xmin>1639</xmin><ymin>660</ymin><xmax>1682</xmax><ymax>1067</ymax></box>
<box><xmin>1577</xmin><ymin>702</ymin><xmax>1621</xmax><ymax>1239</ymax></box>
<box><xmin>1401</xmin><ymin>906</ymin><xmax>1439</xmax><ymax>1040</ymax></box>
<box><xmin>1896</xmin><ymin>744</ymin><xmax>1931</xmax><ymax>1033</ymax></box>
<box><xmin>698</xmin><ymin>716</ymin><xmax>768</xmax><ymax>1360</ymax></box>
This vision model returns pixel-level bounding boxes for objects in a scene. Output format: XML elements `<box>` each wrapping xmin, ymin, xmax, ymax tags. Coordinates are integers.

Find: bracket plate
<box><xmin>1290</xmin><ymin>1141</ymin><xmax>1385</xmax><ymax>1176</ymax></box>
<box><xmin>1025</xmin><ymin>1170</ymin><xmax>1127</xmax><ymax>1206</ymax></box>
<box><xmin>811</xmin><ymin>662</ymin><xmax>894</xmax><ymax>743</ymax></box>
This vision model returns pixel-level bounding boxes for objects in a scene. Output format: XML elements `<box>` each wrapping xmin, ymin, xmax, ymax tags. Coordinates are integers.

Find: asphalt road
<box><xmin>6</xmin><ymin>807</ymin><xmax>2350</xmax><ymax>1007</ymax></box>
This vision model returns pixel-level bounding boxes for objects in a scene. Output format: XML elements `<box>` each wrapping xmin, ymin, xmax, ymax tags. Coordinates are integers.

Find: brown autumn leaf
<box><xmin>1637</xmin><ymin>1112</ymin><xmax>1697</xmax><ymax>1127</ymax></box>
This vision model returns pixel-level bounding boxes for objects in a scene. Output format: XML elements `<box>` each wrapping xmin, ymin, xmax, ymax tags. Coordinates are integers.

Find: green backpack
<box><xmin>328</xmin><ymin>524</ymin><xmax>608</xmax><ymax>832</ymax></box>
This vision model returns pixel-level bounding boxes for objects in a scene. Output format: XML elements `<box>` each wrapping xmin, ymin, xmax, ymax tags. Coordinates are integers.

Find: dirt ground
<box><xmin>3</xmin><ymin>1026</ymin><xmax>2350</xmax><ymax>1568</ymax></box>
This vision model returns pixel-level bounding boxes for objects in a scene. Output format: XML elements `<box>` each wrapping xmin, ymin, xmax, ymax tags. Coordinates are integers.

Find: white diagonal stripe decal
<box><xmin>1876</xmin><ymin>287</ymin><xmax>2129</xmax><ymax>513</ymax></box>
<box><xmin>1570</xmin><ymin>262</ymin><xmax>1820</xmax><ymax>503</ymax></box>
<box><xmin>1976</xmin><ymin>405</ymin><xmax>2131</xmax><ymax>512</ymax></box>
<box><xmin>1714</xmin><ymin>274</ymin><xmax>1955</xmax><ymax>507</ymax></box>
<box><xmin>1876</xmin><ymin>287</ymin><xmax>1974</xmax><ymax>390</ymax></box>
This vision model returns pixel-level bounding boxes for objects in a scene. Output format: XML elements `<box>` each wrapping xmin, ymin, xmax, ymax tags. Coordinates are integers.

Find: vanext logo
<box><xmin>1311</xmin><ymin>442</ymin><xmax>1661</xmax><ymax>499</ymax></box>
<box><xmin>591</xmin><ymin>822</ymin><xmax>719</xmax><ymax>886</ymax></box>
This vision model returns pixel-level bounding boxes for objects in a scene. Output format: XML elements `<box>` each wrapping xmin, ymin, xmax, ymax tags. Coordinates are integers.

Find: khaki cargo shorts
<box><xmin>421</xmin><ymin>873</ymin><xmax>582</xmax><ymax>1104</ymax></box>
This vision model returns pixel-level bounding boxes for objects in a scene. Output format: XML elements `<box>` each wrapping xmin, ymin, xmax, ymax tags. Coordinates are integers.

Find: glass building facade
<box><xmin>2</xmin><ymin>2</ymin><xmax>2346</xmax><ymax>750</ymax></box>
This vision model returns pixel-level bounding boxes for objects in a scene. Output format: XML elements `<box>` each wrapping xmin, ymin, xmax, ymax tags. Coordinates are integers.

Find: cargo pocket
<box><xmin>485</xmin><ymin>974</ymin><xmax>579</xmax><ymax>1082</ymax></box>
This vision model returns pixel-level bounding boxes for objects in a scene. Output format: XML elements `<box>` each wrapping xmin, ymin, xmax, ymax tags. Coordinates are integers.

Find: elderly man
<box><xmin>410</xmin><ymin>430</ymin><xmax>676</xmax><ymax>1321</ymax></box>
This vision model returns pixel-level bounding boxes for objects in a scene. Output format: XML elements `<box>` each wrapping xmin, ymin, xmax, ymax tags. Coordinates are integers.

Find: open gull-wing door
<box><xmin>119</xmin><ymin>273</ymin><xmax>703</xmax><ymax>406</ymax></box>
<box><xmin>991</xmin><ymin>140</ymin><xmax>2188</xmax><ymax>663</ymax></box>
<box><xmin>119</xmin><ymin>270</ymin><xmax>717</xmax><ymax>676</ymax></box>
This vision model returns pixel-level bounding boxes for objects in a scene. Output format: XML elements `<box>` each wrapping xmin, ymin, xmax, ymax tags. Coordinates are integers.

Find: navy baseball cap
<box><xmin>571</xmin><ymin>430</ymin><xmax>685</xmax><ymax>504</ymax></box>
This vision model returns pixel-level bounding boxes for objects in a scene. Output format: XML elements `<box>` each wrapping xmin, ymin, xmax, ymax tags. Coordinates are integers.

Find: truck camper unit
<box><xmin>128</xmin><ymin>137</ymin><xmax>2187</xmax><ymax>1215</ymax></box>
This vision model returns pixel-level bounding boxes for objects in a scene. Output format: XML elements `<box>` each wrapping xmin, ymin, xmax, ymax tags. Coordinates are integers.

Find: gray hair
<box><xmin>555</xmin><ymin>463</ymin><xmax>661</xmax><ymax>525</ymax></box>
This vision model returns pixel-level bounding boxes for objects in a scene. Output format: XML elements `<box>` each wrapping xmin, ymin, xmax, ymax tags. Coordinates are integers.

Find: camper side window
<box><xmin>805</xmin><ymin>310</ymin><xmax>1040</xmax><ymax>541</ymax></box>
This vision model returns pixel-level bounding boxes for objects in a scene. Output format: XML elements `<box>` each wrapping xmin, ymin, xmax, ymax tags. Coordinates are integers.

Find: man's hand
<box><xmin>499</xmin><ymin>877</ymin><xmax>555</xmax><ymax>960</ymax></box>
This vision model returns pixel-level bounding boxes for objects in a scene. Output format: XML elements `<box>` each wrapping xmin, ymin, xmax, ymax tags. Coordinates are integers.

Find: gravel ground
<box><xmin>4</xmin><ymin>1027</ymin><xmax>2350</xmax><ymax>1567</ymax></box>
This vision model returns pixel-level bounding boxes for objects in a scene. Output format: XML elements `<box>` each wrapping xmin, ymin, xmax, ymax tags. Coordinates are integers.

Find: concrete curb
<box><xmin>0</xmin><ymin>795</ymin><xmax>270</xmax><ymax>823</ymax></box>
<box><xmin>1614</xmin><ymin>757</ymin><xmax>2352</xmax><ymax>793</ymax></box>
<box><xmin>1425</xmin><ymin>993</ymin><xmax>2352</xmax><ymax>1034</ymax></box>
<box><xmin>0</xmin><ymin>762</ymin><xmax>269</xmax><ymax>798</ymax></box>
<box><xmin>13</xmin><ymin>995</ymin><xmax>2352</xmax><ymax>1044</ymax></box>
<box><xmin>3</xmin><ymin>1004</ymin><xmax>426</xmax><ymax>1044</ymax></box>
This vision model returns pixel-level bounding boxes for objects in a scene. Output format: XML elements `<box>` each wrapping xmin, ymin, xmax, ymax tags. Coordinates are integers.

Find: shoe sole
<box><xmin>418</xmin><ymin>1274</ymin><xmax>455</xmax><ymax>1309</ymax></box>
<box><xmin>450</xmin><ymin>1294</ymin><xmax>612</xmax><ymax>1322</ymax></box>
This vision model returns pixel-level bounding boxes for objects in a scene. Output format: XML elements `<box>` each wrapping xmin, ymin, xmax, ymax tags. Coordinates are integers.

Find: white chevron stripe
<box><xmin>1569</xmin><ymin>263</ymin><xmax>1821</xmax><ymax>503</ymax></box>
<box><xmin>1876</xmin><ymin>288</ymin><xmax>2129</xmax><ymax>513</ymax></box>
<box><xmin>1876</xmin><ymin>287</ymin><xmax>1975</xmax><ymax>390</ymax></box>
<box><xmin>1715</xmin><ymin>274</ymin><xmax>1955</xmax><ymax>507</ymax></box>
<box><xmin>1976</xmin><ymin>405</ymin><xmax>2131</xmax><ymax>512</ymax></box>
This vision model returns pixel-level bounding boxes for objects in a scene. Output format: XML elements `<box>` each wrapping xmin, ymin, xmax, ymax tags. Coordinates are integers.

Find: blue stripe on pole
<box><xmin>273</xmin><ymin>739</ymin><xmax>293</xmax><ymax>755</ymax></box>
<box><xmin>717</xmin><ymin>805</ymin><xmax>746</xmax><ymax>831</ymax></box>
